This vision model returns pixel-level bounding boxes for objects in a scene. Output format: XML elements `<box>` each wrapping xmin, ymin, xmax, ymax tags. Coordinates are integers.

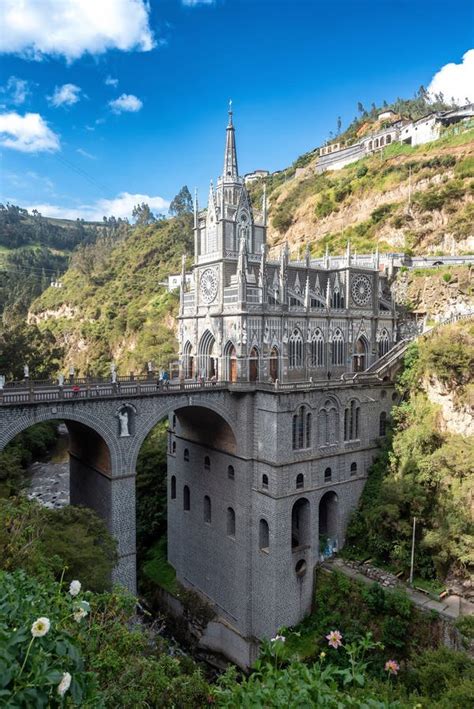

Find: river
<box><xmin>26</xmin><ymin>424</ymin><xmax>70</xmax><ymax>508</ymax></box>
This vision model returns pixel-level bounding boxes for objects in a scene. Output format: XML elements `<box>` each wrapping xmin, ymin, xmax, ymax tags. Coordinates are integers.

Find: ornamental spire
<box><xmin>223</xmin><ymin>100</ymin><xmax>239</xmax><ymax>182</ymax></box>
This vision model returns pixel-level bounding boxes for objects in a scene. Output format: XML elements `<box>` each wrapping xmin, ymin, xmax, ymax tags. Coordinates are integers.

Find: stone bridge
<box><xmin>0</xmin><ymin>378</ymin><xmax>252</xmax><ymax>591</ymax></box>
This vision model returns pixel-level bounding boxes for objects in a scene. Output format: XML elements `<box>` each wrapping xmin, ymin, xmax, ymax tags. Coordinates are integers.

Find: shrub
<box><xmin>356</xmin><ymin>165</ymin><xmax>368</xmax><ymax>178</ymax></box>
<box><xmin>371</xmin><ymin>204</ymin><xmax>393</xmax><ymax>223</ymax></box>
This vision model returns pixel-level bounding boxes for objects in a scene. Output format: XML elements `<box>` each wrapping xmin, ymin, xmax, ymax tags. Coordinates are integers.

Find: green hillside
<box><xmin>0</xmin><ymin>204</ymin><xmax>116</xmax><ymax>320</ymax></box>
<box><xmin>30</xmin><ymin>214</ymin><xmax>193</xmax><ymax>376</ymax></box>
<box><xmin>249</xmin><ymin>121</ymin><xmax>474</xmax><ymax>257</ymax></box>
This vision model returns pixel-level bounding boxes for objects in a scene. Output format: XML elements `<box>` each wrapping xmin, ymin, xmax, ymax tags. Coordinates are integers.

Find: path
<box><xmin>324</xmin><ymin>558</ymin><xmax>474</xmax><ymax>621</ymax></box>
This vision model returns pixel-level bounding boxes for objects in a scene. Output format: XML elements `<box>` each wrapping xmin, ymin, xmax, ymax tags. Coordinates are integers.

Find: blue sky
<box><xmin>0</xmin><ymin>0</ymin><xmax>473</xmax><ymax>221</ymax></box>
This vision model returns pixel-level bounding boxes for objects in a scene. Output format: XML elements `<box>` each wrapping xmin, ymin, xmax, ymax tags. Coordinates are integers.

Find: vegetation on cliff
<box><xmin>248</xmin><ymin>121</ymin><xmax>474</xmax><ymax>257</ymax></box>
<box><xmin>345</xmin><ymin>321</ymin><xmax>474</xmax><ymax>582</ymax></box>
<box><xmin>29</xmin><ymin>213</ymin><xmax>193</xmax><ymax>375</ymax></box>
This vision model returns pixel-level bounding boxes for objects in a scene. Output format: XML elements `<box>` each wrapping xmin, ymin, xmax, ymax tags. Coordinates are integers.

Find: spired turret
<box><xmin>194</xmin><ymin>104</ymin><xmax>267</xmax><ymax>262</ymax></box>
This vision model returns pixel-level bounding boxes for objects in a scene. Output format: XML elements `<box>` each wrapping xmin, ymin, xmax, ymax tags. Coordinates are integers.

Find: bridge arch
<box><xmin>127</xmin><ymin>395</ymin><xmax>240</xmax><ymax>474</ymax></box>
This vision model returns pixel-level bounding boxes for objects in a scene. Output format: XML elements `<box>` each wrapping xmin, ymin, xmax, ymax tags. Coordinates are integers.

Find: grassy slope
<box><xmin>30</xmin><ymin>215</ymin><xmax>193</xmax><ymax>376</ymax></box>
<box><xmin>248</xmin><ymin>124</ymin><xmax>474</xmax><ymax>256</ymax></box>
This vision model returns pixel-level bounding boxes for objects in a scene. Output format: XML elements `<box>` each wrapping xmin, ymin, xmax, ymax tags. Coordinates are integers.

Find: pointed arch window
<box><xmin>171</xmin><ymin>475</ymin><xmax>176</xmax><ymax>500</ymax></box>
<box><xmin>332</xmin><ymin>329</ymin><xmax>344</xmax><ymax>366</ymax></box>
<box><xmin>289</xmin><ymin>328</ymin><xmax>304</xmax><ymax>368</ymax></box>
<box><xmin>259</xmin><ymin>519</ymin><xmax>270</xmax><ymax>551</ymax></box>
<box><xmin>310</xmin><ymin>329</ymin><xmax>324</xmax><ymax>367</ymax></box>
<box><xmin>379</xmin><ymin>411</ymin><xmax>387</xmax><ymax>436</ymax></box>
<box><xmin>378</xmin><ymin>329</ymin><xmax>390</xmax><ymax>357</ymax></box>
<box><xmin>292</xmin><ymin>406</ymin><xmax>312</xmax><ymax>450</ymax></box>
<box><xmin>344</xmin><ymin>399</ymin><xmax>360</xmax><ymax>441</ymax></box>
<box><xmin>204</xmin><ymin>495</ymin><xmax>211</xmax><ymax>523</ymax></box>
<box><xmin>319</xmin><ymin>399</ymin><xmax>339</xmax><ymax>446</ymax></box>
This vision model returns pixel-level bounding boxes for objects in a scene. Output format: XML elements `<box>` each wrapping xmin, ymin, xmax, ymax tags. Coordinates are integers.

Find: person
<box><xmin>72</xmin><ymin>384</ymin><xmax>80</xmax><ymax>397</ymax></box>
<box><xmin>210</xmin><ymin>373</ymin><xmax>217</xmax><ymax>385</ymax></box>
<box><xmin>327</xmin><ymin>371</ymin><xmax>332</xmax><ymax>381</ymax></box>
<box><xmin>162</xmin><ymin>370</ymin><xmax>169</xmax><ymax>389</ymax></box>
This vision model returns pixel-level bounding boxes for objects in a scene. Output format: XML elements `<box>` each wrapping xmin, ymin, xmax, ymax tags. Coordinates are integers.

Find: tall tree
<box><xmin>168</xmin><ymin>185</ymin><xmax>193</xmax><ymax>217</ymax></box>
<box><xmin>132</xmin><ymin>203</ymin><xmax>156</xmax><ymax>225</ymax></box>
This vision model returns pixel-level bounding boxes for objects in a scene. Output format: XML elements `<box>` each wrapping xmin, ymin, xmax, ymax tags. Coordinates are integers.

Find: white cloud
<box><xmin>0</xmin><ymin>112</ymin><xmax>60</xmax><ymax>152</ymax></box>
<box><xmin>26</xmin><ymin>192</ymin><xmax>169</xmax><ymax>221</ymax></box>
<box><xmin>105</xmin><ymin>75</ymin><xmax>119</xmax><ymax>87</ymax></box>
<box><xmin>182</xmin><ymin>0</ymin><xmax>216</xmax><ymax>6</ymax></box>
<box><xmin>0</xmin><ymin>0</ymin><xmax>155</xmax><ymax>62</ymax></box>
<box><xmin>428</xmin><ymin>49</ymin><xmax>474</xmax><ymax>104</ymax></box>
<box><xmin>2</xmin><ymin>76</ymin><xmax>31</xmax><ymax>105</ymax></box>
<box><xmin>109</xmin><ymin>93</ymin><xmax>143</xmax><ymax>113</ymax></box>
<box><xmin>76</xmin><ymin>147</ymin><xmax>96</xmax><ymax>159</ymax></box>
<box><xmin>49</xmin><ymin>83</ymin><xmax>82</xmax><ymax>108</ymax></box>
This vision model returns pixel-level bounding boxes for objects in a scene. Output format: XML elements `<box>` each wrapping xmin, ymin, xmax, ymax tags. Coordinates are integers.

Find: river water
<box><xmin>25</xmin><ymin>424</ymin><xmax>70</xmax><ymax>508</ymax></box>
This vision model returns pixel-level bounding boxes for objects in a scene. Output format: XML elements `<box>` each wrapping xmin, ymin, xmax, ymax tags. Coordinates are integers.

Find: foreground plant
<box><xmin>0</xmin><ymin>570</ymin><xmax>101</xmax><ymax>706</ymax></box>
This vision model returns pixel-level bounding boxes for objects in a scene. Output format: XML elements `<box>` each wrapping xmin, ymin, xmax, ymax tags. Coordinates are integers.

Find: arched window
<box><xmin>374</xmin><ymin>138</ymin><xmax>379</xmax><ymax>148</ymax></box>
<box><xmin>227</xmin><ymin>465</ymin><xmax>235</xmax><ymax>480</ymax></box>
<box><xmin>204</xmin><ymin>495</ymin><xmax>211</xmax><ymax>523</ymax></box>
<box><xmin>379</xmin><ymin>411</ymin><xmax>387</xmax><ymax>436</ymax></box>
<box><xmin>386</xmin><ymin>134</ymin><xmax>392</xmax><ymax>144</ymax></box>
<box><xmin>172</xmin><ymin>441</ymin><xmax>176</xmax><ymax>454</ymax></box>
<box><xmin>204</xmin><ymin>455</ymin><xmax>210</xmax><ymax>471</ymax></box>
<box><xmin>296</xmin><ymin>473</ymin><xmax>304</xmax><ymax>489</ymax></box>
<box><xmin>259</xmin><ymin>519</ymin><xmax>269</xmax><ymax>551</ymax></box>
<box><xmin>350</xmin><ymin>462</ymin><xmax>357</xmax><ymax>476</ymax></box>
<box><xmin>171</xmin><ymin>475</ymin><xmax>176</xmax><ymax>499</ymax></box>
<box><xmin>344</xmin><ymin>399</ymin><xmax>360</xmax><ymax>441</ymax></box>
<box><xmin>332</xmin><ymin>290</ymin><xmax>344</xmax><ymax>309</ymax></box>
<box><xmin>183</xmin><ymin>485</ymin><xmax>190</xmax><ymax>511</ymax></box>
<box><xmin>310</xmin><ymin>329</ymin><xmax>324</xmax><ymax>367</ymax></box>
<box><xmin>319</xmin><ymin>398</ymin><xmax>339</xmax><ymax>445</ymax></box>
<box><xmin>368</xmin><ymin>140</ymin><xmax>373</xmax><ymax>150</ymax></box>
<box><xmin>380</xmin><ymin>136</ymin><xmax>385</xmax><ymax>147</ymax></box>
<box><xmin>324</xmin><ymin>467</ymin><xmax>332</xmax><ymax>482</ymax></box>
<box><xmin>378</xmin><ymin>329</ymin><xmax>390</xmax><ymax>357</ymax></box>
<box><xmin>306</xmin><ymin>412</ymin><xmax>312</xmax><ymax>447</ymax></box>
<box><xmin>262</xmin><ymin>474</ymin><xmax>269</xmax><ymax>489</ymax></box>
<box><xmin>227</xmin><ymin>507</ymin><xmax>236</xmax><ymax>537</ymax></box>
<box><xmin>184</xmin><ymin>448</ymin><xmax>189</xmax><ymax>461</ymax></box>
<box><xmin>291</xmin><ymin>498</ymin><xmax>310</xmax><ymax>549</ymax></box>
<box><xmin>172</xmin><ymin>414</ymin><xmax>176</xmax><ymax>430</ymax></box>
<box><xmin>183</xmin><ymin>340</ymin><xmax>193</xmax><ymax>379</ymax></box>
<box><xmin>293</xmin><ymin>407</ymin><xmax>311</xmax><ymax>449</ymax></box>
<box><xmin>332</xmin><ymin>329</ymin><xmax>344</xmax><ymax>366</ymax></box>
<box><xmin>289</xmin><ymin>328</ymin><xmax>304</xmax><ymax>368</ymax></box>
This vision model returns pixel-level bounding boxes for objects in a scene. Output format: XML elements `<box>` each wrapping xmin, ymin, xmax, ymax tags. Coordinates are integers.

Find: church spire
<box><xmin>223</xmin><ymin>100</ymin><xmax>239</xmax><ymax>182</ymax></box>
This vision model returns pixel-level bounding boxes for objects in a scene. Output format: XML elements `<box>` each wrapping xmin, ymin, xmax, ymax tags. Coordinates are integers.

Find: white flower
<box><xmin>73</xmin><ymin>607</ymin><xmax>87</xmax><ymax>622</ymax></box>
<box><xmin>31</xmin><ymin>617</ymin><xmax>51</xmax><ymax>638</ymax></box>
<box><xmin>57</xmin><ymin>672</ymin><xmax>72</xmax><ymax>697</ymax></box>
<box><xmin>270</xmin><ymin>634</ymin><xmax>286</xmax><ymax>643</ymax></box>
<box><xmin>69</xmin><ymin>580</ymin><xmax>81</xmax><ymax>597</ymax></box>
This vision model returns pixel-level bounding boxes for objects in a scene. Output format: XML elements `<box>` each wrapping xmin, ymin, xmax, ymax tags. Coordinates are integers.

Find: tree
<box><xmin>132</xmin><ymin>202</ymin><xmax>156</xmax><ymax>225</ymax></box>
<box><xmin>337</xmin><ymin>116</ymin><xmax>342</xmax><ymax>135</ymax></box>
<box><xmin>357</xmin><ymin>102</ymin><xmax>367</xmax><ymax>116</ymax></box>
<box><xmin>168</xmin><ymin>185</ymin><xmax>193</xmax><ymax>217</ymax></box>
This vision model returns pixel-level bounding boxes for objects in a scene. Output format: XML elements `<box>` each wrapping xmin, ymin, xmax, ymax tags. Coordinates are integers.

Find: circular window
<box><xmin>295</xmin><ymin>559</ymin><xmax>307</xmax><ymax>577</ymax></box>
<box><xmin>351</xmin><ymin>275</ymin><xmax>372</xmax><ymax>306</ymax></box>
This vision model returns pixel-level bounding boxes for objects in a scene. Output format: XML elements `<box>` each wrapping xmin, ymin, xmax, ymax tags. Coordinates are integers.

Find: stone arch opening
<box><xmin>224</xmin><ymin>340</ymin><xmax>237</xmax><ymax>383</ymax></box>
<box><xmin>182</xmin><ymin>340</ymin><xmax>194</xmax><ymax>379</ymax></box>
<box><xmin>353</xmin><ymin>336</ymin><xmax>368</xmax><ymax>372</ymax></box>
<box><xmin>269</xmin><ymin>345</ymin><xmax>279</xmax><ymax>382</ymax></box>
<box><xmin>319</xmin><ymin>491</ymin><xmax>338</xmax><ymax>557</ymax></box>
<box><xmin>291</xmin><ymin>497</ymin><xmax>311</xmax><ymax>550</ymax></box>
<box><xmin>249</xmin><ymin>346</ymin><xmax>259</xmax><ymax>382</ymax></box>
<box><xmin>198</xmin><ymin>330</ymin><xmax>217</xmax><ymax>380</ymax></box>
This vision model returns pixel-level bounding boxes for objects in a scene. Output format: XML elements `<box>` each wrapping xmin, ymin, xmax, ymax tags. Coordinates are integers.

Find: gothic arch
<box><xmin>289</xmin><ymin>328</ymin><xmax>304</xmax><ymax>368</ymax></box>
<box><xmin>198</xmin><ymin>329</ymin><xmax>217</xmax><ymax>380</ymax></box>
<box><xmin>353</xmin><ymin>336</ymin><xmax>369</xmax><ymax>372</ymax></box>
<box><xmin>223</xmin><ymin>340</ymin><xmax>238</xmax><ymax>382</ymax></box>
<box><xmin>182</xmin><ymin>340</ymin><xmax>194</xmax><ymax>379</ymax></box>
